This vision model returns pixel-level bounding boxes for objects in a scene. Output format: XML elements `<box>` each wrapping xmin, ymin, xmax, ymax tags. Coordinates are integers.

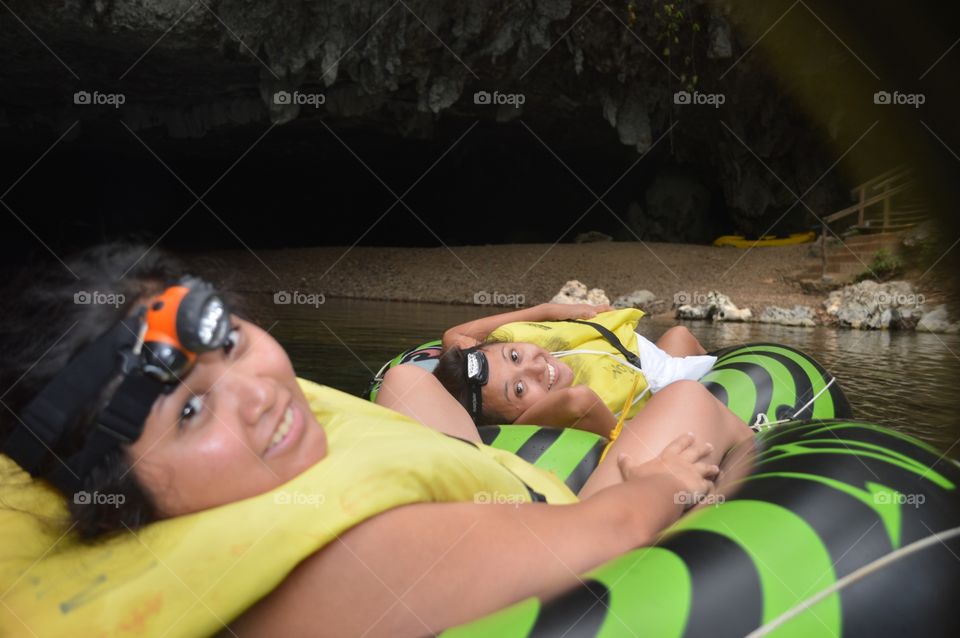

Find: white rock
<box><xmin>758</xmin><ymin>306</ymin><xmax>816</xmax><ymax>327</ymax></box>
<box><xmin>676</xmin><ymin>303</ymin><xmax>708</xmax><ymax>320</ymax></box>
<box><xmin>917</xmin><ymin>305</ymin><xmax>960</xmax><ymax>334</ymax></box>
<box><xmin>675</xmin><ymin>290</ymin><xmax>751</xmax><ymax>322</ymax></box>
<box><xmin>612</xmin><ymin>289</ymin><xmax>661</xmax><ymax>312</ymax></box>
<box><xmin>550</xmin><ymin>280</ymin><xmax>587</xmax><ymax>304</ymax></box>
<box><xmin>824</xmin><ymin>280</ymin><xmax>925</xmax><ymax>330</ymax></box>
<box><xmin>550</xmin><ymin>280</ymin><xmax>609</xmax><ymax>306</ymax></box>
<box><xmin>586</xmin><ymin>288</ymin><xmax>611</xmax><ymax>306</ymax></box>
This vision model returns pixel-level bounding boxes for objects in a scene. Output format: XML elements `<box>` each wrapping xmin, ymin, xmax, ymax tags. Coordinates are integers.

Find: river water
<box><xmin>251</xmin><ymin>298</ymin><xmax>960</xmax><ymax>453</ymax></box>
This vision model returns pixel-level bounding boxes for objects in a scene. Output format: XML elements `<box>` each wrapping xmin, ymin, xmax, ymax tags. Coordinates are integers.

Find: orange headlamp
<box><xmin>4</xmin><ymin>276</ymin><xmax>233</xmax><ymax>490</ymax></box>
<box><xmin>140</xmin><ymin>276</ymin><xmax>231</xmax><ymax>385</ymax></box>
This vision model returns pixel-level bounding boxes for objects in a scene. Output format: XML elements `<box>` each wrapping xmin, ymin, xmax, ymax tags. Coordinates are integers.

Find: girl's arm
<box><xmin>514</xmin><ymin>385</ymin><xmax>618</xmax><ymax>438</ymax></box>
<box><xmin>229</xmin><ymin>435</ymin><xmax>716</xmax><ymax>638</ymax></box>
<box><xmin>375</xmin><ymin>364</ymin><xmax>481</xmax><ymax>441</ymax></box>
<box><xmin>443</xmin><ymin>302</ymin><xmax>613</xmax><ymax>350</ymax></box>
<box><xmin>375</xmin><ymin>357</ymin><xmax>616</xmax><ymax>438</ymax></box>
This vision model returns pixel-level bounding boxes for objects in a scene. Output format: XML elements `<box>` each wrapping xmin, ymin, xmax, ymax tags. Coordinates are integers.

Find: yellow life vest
<box><xmin>0</xmin><ymin>379</ymin><xmax>576</xmax><ymax>637</ymax></box>
<box><xmin>488</xmin><ymin>309</ymin><xmax>650</xmax><ymax>420</ymax></box>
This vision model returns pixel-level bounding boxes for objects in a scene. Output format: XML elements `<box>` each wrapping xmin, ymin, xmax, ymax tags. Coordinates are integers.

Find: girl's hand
<box><xmin>617</xmin><ymin>433</ymin><xmax>719</xmax><ymax>510</ymax></box>
<box><xmin>546</xmin><ymin>303</ymin><xmax>614</xmax><ymax>321</ymax></box>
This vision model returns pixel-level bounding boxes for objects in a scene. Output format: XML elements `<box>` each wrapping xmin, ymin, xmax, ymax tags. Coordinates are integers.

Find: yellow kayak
<box><xmin>713</xmin><ymin>231</ymin><xmax>816</xmax><ymax>248</ymax></box>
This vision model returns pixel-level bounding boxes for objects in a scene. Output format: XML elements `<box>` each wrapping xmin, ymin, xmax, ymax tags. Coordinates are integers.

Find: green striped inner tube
<box><xmin>701</xmin><ymin>342</ymin><xmax>852</xmax><ymax>424</ymax></box>
<box><xmin>478</xmin><ymin>425</ymin><xmax>605</xmax><ymax>494</ymax></box>
<box><xmin>445</xmin><ymin>420</ymin><xmax>960</xmax><ymax>637</ymax></box>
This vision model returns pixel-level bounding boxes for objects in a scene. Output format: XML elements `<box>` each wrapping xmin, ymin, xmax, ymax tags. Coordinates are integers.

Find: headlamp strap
<box><xmin>48</xmin><ymin>372</ymin><xmax>165</xmax><ymax>493</ymax></box>
<box><xmin>1</xmin><ymin>316</ymin><xmax>140</xmax><ymax>476</ymax></box>
<box><xmin>97</xmin><ymin>373</ymin><xmax>165</xmax><ymax>444</ymax></box>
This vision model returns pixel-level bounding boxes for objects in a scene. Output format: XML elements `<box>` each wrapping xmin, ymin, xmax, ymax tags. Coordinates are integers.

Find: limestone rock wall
<box><xmin>0</xmin><ymin>0</ymin><xmax>854</xmax><ymax>237</ymax></box>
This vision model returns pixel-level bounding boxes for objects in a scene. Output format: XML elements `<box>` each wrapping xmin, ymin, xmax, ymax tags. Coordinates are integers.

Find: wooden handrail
<box><xmin>866</xmin><ymin>174</ymin><xmax>913</xmax><ymax>194</ymax></box>
<box><xmin>850</xmin><ymin>165</ymin><xmax>911</xmax><ymax>196</ymax></box>
<box><xmin>821</xmin><ymin>166</ymin><xmax>924</xmax><ymax>279</ymax></box>
<box><xmin>824</xmin><ymin>181</ymin><xmax>914</xmax><ymax>223</ymax></box>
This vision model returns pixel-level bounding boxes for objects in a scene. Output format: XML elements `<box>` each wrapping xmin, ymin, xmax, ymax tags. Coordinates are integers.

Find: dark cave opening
<box><xmin>0</xmin><ymin>113</ymin><xmax>745</xmax><ymax>265</ymax></box>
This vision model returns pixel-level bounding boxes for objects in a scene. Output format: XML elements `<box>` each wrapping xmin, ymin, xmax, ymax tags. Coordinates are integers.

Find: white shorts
<box><xmin>635</xmin><ymin>333</ymin><xmax>717</xmax><ymax>394</ymax></box>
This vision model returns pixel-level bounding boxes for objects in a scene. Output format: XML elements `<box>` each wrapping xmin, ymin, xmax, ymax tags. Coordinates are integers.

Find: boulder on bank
<box><xmin>612</xmin><ymin>289</ymin><xmax>665</xmax><ymax>314</ymax></box>
<box><xmin>916</xmin><ymin>305</ymin><xmax>960</xmax><ymax>334</ymax></box>
<box><xmin>823</xmin><ymin>280</ymin><xmax>924</xmax><ymax>330</ymax></box>
<box><xmin>551</xmin><ymin>280</ymin><xmax>610</xmax><ymax>306</ymax></box>
<box><xmin>675</xmin><ymin>291</ymin><xmax>752</xmax><ymax>322</ymax></box>
<box><xmin>758</xmin><ymin>305</ymin><xmax>816</xmax><ymax>327</ymax></box>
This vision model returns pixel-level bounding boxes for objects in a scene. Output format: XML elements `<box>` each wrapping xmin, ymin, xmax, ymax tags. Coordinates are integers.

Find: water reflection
<box><xmin>248</xmin><ymin>296</ymin><xmax>960</xmax><ymax>450</ymax></box>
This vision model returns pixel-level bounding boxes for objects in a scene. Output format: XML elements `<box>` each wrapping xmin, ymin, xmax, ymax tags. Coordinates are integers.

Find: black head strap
<box><xmin>463</xmin><ymin>347</ymin><xmax>489</xmax><ymax>420</ymax></box>
<box><xmin>1</xmin><ymin>316</ymin><xmax>141</xmax><ymax>476</ymax></box>
<box><xmin>48</xmin><ymin>371</ymin><xmax>165</xmax><ymax>493</ymax></box>
<box><xmin>2</xmin><ymin>313</ymin><xmax>167</xmax><ymax>493</ymax></box>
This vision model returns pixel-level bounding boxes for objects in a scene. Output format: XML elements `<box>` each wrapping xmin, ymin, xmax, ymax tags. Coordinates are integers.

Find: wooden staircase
<box><xmin>809</xmin><ymin>166</ymin><xmax>927</xmax><ymax>282</ymax></box>
<box><xmin>797</xmin><ymin>232</ymin><xmax>904</xmax><ymax>283</ymax></box>
<box><xmin>823</xmin><ymin>166</ymin><xmax>928</xmax><ymax>235</ymax></box>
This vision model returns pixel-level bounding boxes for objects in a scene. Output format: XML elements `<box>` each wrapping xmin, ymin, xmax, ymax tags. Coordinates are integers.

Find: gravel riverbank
<box><xmin>191</xmin><ymin>241</ymin><xmax>831</xmax><ymax>312</ymax></box>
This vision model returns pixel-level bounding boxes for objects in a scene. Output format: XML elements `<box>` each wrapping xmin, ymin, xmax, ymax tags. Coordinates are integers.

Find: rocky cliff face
<box><xmin>0</xmin><ymin>0</ymin><xmax>900</xmax><ymax>246</ymax></box>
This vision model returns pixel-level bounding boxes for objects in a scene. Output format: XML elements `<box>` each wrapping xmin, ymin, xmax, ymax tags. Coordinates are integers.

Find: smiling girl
<box><xmin>375</xmin><ymin>302</ymin><xmax>753</xmax><ymax>497</ymax></box>
<box><xmin>0</xmin><ymin>243</ymin><xmax>743</xmax><ymax>636</ymax></box>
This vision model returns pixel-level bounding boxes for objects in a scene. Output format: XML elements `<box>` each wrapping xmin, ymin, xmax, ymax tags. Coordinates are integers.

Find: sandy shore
<box><xmin>191</xmin><ymin>241</ymin><xmax>845</xmax><ymax>313</ymax></box>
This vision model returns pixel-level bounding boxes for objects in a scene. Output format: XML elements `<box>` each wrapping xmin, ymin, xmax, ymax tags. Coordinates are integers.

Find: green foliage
<box><xmin>647</xmin><ymin>0</ymin><xmax>701</xmax><ymax>91</ymax></box>
<box><xmin>855</xmin><ymin>248</ymin><xmax>903</xmax><ymax>283</ymax></box>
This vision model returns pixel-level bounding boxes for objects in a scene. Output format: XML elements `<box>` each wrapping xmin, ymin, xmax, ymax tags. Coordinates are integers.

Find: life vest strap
<box><xmin>563</xmin><ymin>319</ymin><xmax>643</xmax><ymax>369</ymax></box>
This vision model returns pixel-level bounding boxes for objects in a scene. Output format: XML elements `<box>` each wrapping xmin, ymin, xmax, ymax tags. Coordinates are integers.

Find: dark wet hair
<box><xmin>0</xmin><ymin>242</ymin><xmax>187</xmax><ymax>540</ymax></box>
<box><xmin>433</xmin><ymin>344</ymin><xmax>509</xmax><ymax>426</ymax></box>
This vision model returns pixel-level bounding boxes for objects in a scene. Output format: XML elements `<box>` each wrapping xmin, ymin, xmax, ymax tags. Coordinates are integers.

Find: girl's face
<box><xmin>480</xmin><ymin>342</ymin><xmax>574</xmax><ymax>422</ymax></box>
<box><xmin>127</xmin><ymin>316</ymin><xmax>327</xmax><ymax>517</ymax></box>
